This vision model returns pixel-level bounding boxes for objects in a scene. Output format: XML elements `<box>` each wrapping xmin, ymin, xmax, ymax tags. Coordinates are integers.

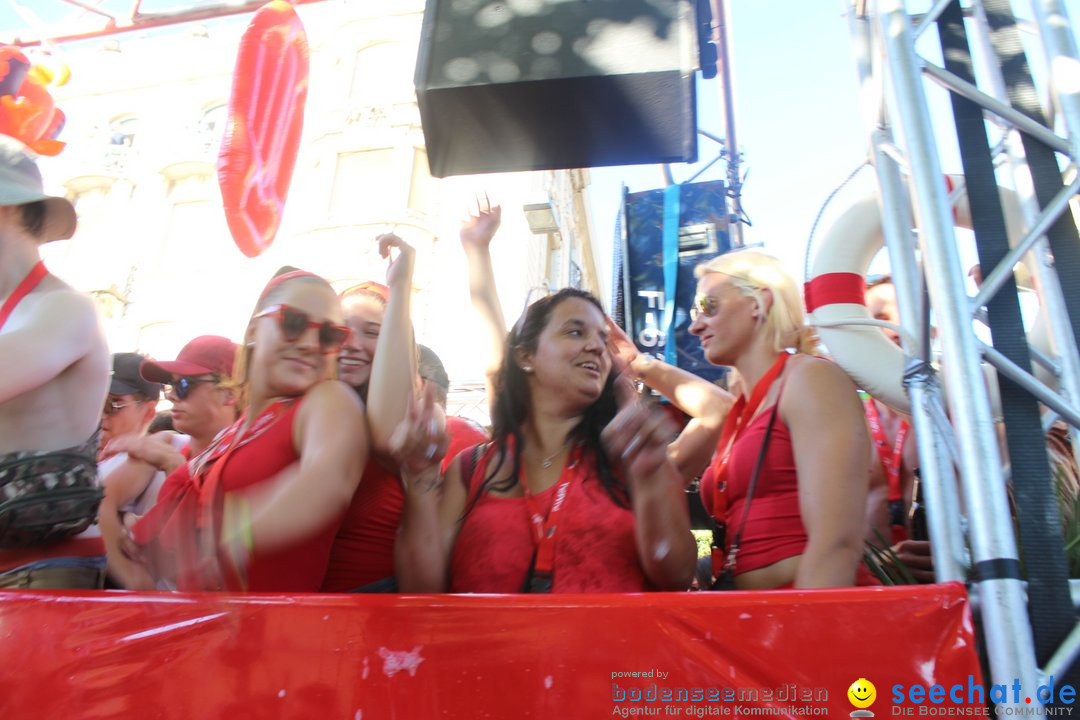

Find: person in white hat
<box><xmin>0</xmin><ymin>135</ymin><xmax>110</xmax><ymax>589</ymax></box>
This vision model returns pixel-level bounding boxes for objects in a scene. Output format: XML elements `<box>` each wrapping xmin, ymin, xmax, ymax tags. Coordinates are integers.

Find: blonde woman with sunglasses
<box><xmin>680</xmin><ymin>249</ymin><xmax>873</xmax><ymax>589</ymax></box>
<box><xmin>124</xmin><ymin>269</ymin><xmax>367</xmax><ymax>591</ymax></box>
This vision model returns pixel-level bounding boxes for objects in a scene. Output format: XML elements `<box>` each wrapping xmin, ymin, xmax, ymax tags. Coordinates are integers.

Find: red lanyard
<box><xmin>195</xmin><ymin>399</ymin><xmax>292</xmax><ymax>529</ymax></box>
<box><xmin>865</xmin><ymin>399</ymin><xmax>909</xmax><ymax>544</ymax></box>
<box><xmin>521</xmin><ymin>445</ymin><xmax>582</xmax><ymax>575</ymax></box>
<box><xmin>865</xmin><ymin>400</ymin><xmax>909</xmax><ymax>505</ymax></box>
<box><xmin>710</xmin><ymin>353</ymin><xmax>790</xmax><ymax>521</ymax></box>
<box><xmin>0</xmin><ymin>260</ymin><xmax>48</xmax><ymax>331</ymax></box>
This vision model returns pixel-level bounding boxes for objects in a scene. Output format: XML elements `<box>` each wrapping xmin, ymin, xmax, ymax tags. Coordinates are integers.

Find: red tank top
<box><xmin>701</xmin><ymin>406</ymin><xmax>805</xmax><ymax>575</ymax></box>
<box><xmin>701</xmin><ymin>406</ymin><xmax>881</xmax><ymax>586</ymax></box>
<box><xmin>449</xmin><ymin>442</ymin><xmax>648</xmax><ymax>593</ymax></box>
<box><xmin>321</xmin><ymin>460</ymin><xmax>402</xmax><ymax>592</ymax></box>
<box><xmin>134</xmin><ymin>397</ymin><xmax>343</xmax><ymax>592</ymax></box>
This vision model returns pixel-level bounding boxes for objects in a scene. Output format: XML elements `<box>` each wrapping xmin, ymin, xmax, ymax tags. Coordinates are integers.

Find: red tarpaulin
<box><xmin>0</xmin><ymin>583</ymin><xmax>982</xmax><ymax>719</ymax></box>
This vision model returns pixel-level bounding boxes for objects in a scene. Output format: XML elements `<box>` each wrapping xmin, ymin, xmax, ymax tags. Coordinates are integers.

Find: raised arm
<box><xmin>225</xmin><ymin>380</ymin><xmax>367</xmax><ymax>553</ymax></box>
<box><xmin>366</xmin><ymin>233</ymin><xmax>418</xmax><ymax>456</ymax></box>
<box><xmin>783</xmin><ymin>356</ymin><xmax>870</xmax><ymax>588</ymax></box>
<box><xmin>0</xmin><ymin>289</ymin><xmax>100</xmax><ymax>403</ymax></box>
<box><xmin>391</xmin><ymin>382</ymin><xmax>465</xmax><ymax>592</ymax></box>
<box><xmin>607</xmin><ymin>317</ymin><xmax>733</xmax><ymax>483</ymax></box>
<box><xmin>460</xmin><ymin>200</ymin><xmax>506</xmax><ymax>406</ymax></box>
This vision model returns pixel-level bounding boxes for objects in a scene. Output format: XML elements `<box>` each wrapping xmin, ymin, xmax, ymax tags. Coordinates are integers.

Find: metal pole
<box><xmin>921</xmin><ymin>62</ymin><xmax>1073</xmax><ymax>154</ymax></box>
<box><xmin>713</xmin><ymin>0</ymin><xmax>743</xmax><ymax>247</ymax></box>
<box><xmin>875</xmin><ymin>0</ymin><xmax>1041</xmax><ymax>701</ymax></box>
<box><xmin>970</xmin><ymin>175</ymin><xmax>1080</xmax><ymax>311</ymax></box>
<box><xmin>848</xmin><ymin>0</ymin><xmax>967</xmax><ymax>582</ymax></box>
<box><xmin>1028</xmin><ymin>0</ymin><xmax>1080</xmax><ymax>162</ymax></box>
<box><xmin>981</xmin><ymin>345</ymin><xmax>1080</xmax><ymax>429</ymax></box>
<box><xmin>969</xmin><ymin>0</ymin><xmax>1080</xmax><ymax>469</ymax></box>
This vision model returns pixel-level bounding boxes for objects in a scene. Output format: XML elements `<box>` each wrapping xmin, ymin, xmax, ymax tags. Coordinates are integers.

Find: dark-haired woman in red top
<box><xmin>390</xmin><ymin>287</ymin><xmax>696</xmax><ymax>593</ymax></box>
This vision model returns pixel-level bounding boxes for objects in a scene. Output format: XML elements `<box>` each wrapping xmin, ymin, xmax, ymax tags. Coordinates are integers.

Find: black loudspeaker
<box><xmin>415</xmin><ymin>0</ymin><xmax>699</xmax><ymax>178</ymax></box>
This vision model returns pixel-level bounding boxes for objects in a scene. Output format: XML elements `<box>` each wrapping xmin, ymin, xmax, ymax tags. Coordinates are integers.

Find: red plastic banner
<box><xmin>0</xmin><ymin>584</ymin><xmax>984</xmax><ymax>719</ymax></box>
<box><xmin>218</xmin><ymin>1</ymin><xmax>309</xmax><ymax>258</ymax></box>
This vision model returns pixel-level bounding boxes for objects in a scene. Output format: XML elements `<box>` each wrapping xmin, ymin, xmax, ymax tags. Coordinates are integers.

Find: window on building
<box><xmin>330</xmin><ymin>148</ymin><xmax>402</xmax><ymax>221</ymax></box>
<box><xmin>199</xmin><ymin>103</ymin><xmax>228</xmax><ymax>153</ymax></box>
<box><xmin>570</xmin><ymin>259</ymin><xmax>583</xmax><ymax>290</ymax></box>
<box><xmin>109</xmin><ymin>115</ymin><xmax>137</xmax><ymax>148</ymax></box>
<box><xmin>106</xmin><ymin>114</ymin><xmax>138</xmax><ymax>173</ymax></box>
<box><xmin>408</xmin><ymin>148</ymin><xmax>431</xmax><ymax>215</ymax></box>
<box><xmin>350</xmin><ymin>43</ymin><xmax>414</xmax><ymax>104</ymax></box>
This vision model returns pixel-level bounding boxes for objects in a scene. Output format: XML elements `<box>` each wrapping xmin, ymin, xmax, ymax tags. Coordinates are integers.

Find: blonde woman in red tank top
<box><xmin>128</xmin><ymin>269</ymin><xmax>367</xmax><ymax>591</ymax></box>
<box><xmin>686</xmin><ymin>249</ymin><xmax>871</xmax><ymax>589</ymax></box>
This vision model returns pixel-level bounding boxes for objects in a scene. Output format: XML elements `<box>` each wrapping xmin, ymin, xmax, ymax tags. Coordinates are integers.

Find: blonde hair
<box><xmin>694</xmin><ymin>249</ymin><xmax>819</xmax><ymax>355</ymax></box>
<box><xmin>231</xmin><ymin>271</ymin><xmax>339</xmax><ymax>408</ymax></box>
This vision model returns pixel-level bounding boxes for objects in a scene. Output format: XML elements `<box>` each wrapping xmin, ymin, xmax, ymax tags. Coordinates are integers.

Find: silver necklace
<box><xmin>538</xmin><ymin>442</ymin><xmax>568</xmax><ymax>469</ymax></box>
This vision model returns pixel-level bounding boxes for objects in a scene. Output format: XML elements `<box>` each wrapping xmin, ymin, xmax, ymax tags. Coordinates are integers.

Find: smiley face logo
<box><xmin>848</xmin><ymin>678</ymin><xmax>877</xmax><ymax>709</ymax></box>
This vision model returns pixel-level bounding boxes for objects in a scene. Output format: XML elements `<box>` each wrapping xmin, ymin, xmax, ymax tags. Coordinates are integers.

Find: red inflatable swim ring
<box><xmin>218</xmin><ymin>1</ymin><xmax>310</xmax><ymax>258</ymax></box>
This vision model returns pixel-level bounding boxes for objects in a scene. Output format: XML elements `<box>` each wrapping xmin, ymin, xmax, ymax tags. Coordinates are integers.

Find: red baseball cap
<box><xmin>140</xmin><ymin>335</ymin><xmax>239</xmax><ymax>383</ymax></box>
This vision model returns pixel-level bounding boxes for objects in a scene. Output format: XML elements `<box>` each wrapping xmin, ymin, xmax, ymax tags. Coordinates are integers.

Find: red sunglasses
<box><xmin>254</xmin><ymin>304</ymin><xmax>351</xmax><ymax>354</ymax></box>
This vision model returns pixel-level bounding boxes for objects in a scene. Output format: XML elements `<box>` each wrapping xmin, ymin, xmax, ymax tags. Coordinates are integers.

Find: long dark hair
<box><xmin>477</xmin><ymin>288</ymin><xmax>627</xmax><ymax>508</ymax></box>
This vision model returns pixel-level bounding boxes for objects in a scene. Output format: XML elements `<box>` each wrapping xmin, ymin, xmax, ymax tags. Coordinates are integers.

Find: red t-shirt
<box><xmin>134</xmin><ymin>397</ymin><xmax>344</xmax><ymax>592</ymax></box>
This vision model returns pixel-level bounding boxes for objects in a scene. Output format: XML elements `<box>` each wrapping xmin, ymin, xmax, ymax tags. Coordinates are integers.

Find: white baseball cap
<box><xmin>0</xmin><ymin>135</ymin><xmax>76</xmax><ymax>242</ymax></box>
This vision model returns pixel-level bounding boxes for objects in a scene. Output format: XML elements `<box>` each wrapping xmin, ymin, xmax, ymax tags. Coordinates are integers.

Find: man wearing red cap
<box><xmin>98</xmin><ymin>335</ymin><xmax>239</xmax><ymax>587</ymax></box>
<box><xmin>0</xmin><ymin>136</ymin><xmax>110</xmax><ymax>588</ymax></box>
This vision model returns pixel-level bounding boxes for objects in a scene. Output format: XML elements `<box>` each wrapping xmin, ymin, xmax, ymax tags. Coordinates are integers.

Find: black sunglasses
<box><xmin>254</xmin><ymin>304</ymin><xmax>351</xmax><ymax>354</ymax></box>
<box><xmin>167</xmin><ymin>376</ymin><xmax>219</xmax><ymax>400</ymax></box>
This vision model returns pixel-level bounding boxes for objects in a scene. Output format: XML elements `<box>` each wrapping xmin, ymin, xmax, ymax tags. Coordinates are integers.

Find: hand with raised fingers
<box><xmin>378</xmin><ymin>232</ymin><xmax>416</xmax><ymax>292</ymax></box>
<box><xmin>460</xmin><ymin>193</ymin><xmax>502</xmax><ymax>253</ymax></box>
<box><xmin>601</xmin><ymin>375</ymin><xmax>677</xmax><ymax>490</ymax></box>
<box><xmin>605</xmin><ymin>316</ymin><xmax>640</xmax><ymax>376</ymax></box>
<box><xmin>389</xmin><ymin>382</ymin><xmax>450</xmax><ymax>494</ymax></box>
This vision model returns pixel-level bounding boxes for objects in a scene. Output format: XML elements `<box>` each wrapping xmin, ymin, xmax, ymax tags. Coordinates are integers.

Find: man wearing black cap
<box><xmin>99</xmin><ymin>352</ymin><xmax>161</xmax><ymax>466</ymax></box>
<box><xmin>0</xmin><ymin>136</ymin><xmax>110</xmax><ymax>588</ymax></box>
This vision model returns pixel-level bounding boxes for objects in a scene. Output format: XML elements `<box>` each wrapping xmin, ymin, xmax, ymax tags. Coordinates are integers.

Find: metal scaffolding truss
<box><xmin>845</xmin><ymin>0</ymin><xmax>1080</xmax><ymax>701</ymax></box>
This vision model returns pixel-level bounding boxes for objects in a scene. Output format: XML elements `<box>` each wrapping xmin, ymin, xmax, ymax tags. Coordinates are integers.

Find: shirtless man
<box><xmin>0</xmin><ymin>136</ymin><xmax>110</xmax><ymax>588</ymax></box>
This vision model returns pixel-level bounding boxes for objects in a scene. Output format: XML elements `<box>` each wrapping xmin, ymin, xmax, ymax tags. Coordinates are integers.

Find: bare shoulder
<box><xmin>780</xmin><ymin>355</ymin><xmax>863</xmax><ymax>430</ymax></box>
<box><xmin>23</xmin><ymin>284</ymin><xmax>98</xmax><ymax>324</ymax></box>
<box><xmin>784</xmin><ymin>353</ymin><xmax>859</xmax><ymax>398</ymax></box>
<box><xmin>302</xmin><ymin>379</ymin><xmax>365</xmax><ymax>418</ymax></box>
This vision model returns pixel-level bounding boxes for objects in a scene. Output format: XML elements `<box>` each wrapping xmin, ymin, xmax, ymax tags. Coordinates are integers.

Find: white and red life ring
<box><xmin>803</xmin><ymin>175</ymin><xmax>1043</xmax><ymax>414</ymax></box>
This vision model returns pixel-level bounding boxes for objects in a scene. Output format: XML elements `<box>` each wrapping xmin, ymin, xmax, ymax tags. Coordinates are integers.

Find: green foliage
<box><xmin>863</xmin><ymin>530</ymin><xmax>917</xmax><ymax>585</ymax></box>
<box><xmin>693</xmin><ymin>529</ymin><xmax>712</xmax><ymax>559</ymax></box>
